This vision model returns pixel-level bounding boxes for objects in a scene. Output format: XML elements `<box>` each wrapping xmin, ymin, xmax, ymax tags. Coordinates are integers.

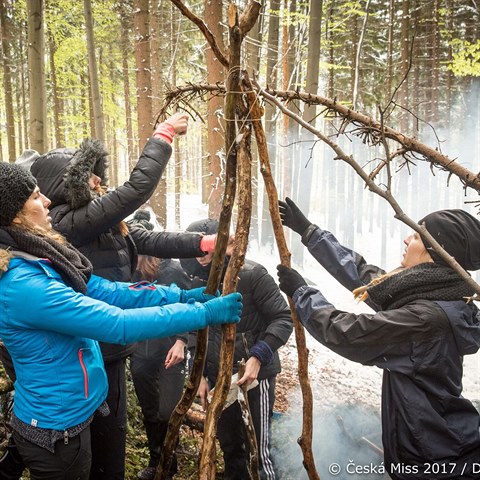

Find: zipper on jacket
<box><xmin>64</xmin><ymin>430</ymin><xmax>69</xmax><ymax>445</ymax></box>
<box><xmin>78</xmin><ymin>349</ymin><xmax>89</xmax><ymax>399</ymax></box>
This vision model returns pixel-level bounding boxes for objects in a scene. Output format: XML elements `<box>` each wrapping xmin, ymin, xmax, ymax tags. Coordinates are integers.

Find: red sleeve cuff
<box><xmin>153</xmin><ymin>122</ymin><xmax>175</xmax><ymax>144</ymax></box>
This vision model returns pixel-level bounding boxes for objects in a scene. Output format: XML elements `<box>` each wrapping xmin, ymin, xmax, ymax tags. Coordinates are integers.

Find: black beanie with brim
<box><xmin>0</xmin><ymin>162</ymin><xmax>38</xmax><ymax>226</ymax></box>
<box><xmin>419</xmin><ymin>209</ymin><xmax>480</xmax><ymax>271</ymax></box>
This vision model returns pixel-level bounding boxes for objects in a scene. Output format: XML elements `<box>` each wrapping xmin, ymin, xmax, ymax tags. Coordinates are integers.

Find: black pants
<box><xmin>12</xmin><ymin>427</ymin><xmax>91</xmax><ymax>480</ymax></box>
<box><xmin>0</xmin><ymin>435</ymin><xmax>25</xmax><ymax>480</ymax></box>
<box><xmin>89</xmin><ymin>358</ymin><xmax>127</xmax><ymax>480</ymax></box>
<box><xmin>216</xmin><ymin>377</ymin><xmax>277</xmax><ymax>480</ymax></box>
<box><xmin>130</xmin><ymin>338</ymin><xmax>186</xmax><ymax>470</ymax></box>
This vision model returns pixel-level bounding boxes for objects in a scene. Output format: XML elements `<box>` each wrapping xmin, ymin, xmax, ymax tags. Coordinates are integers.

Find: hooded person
<box><xmin>0</xmin><ymin>161</ymin><xmax>243</xmax><ymax>480</ymax></box>
<box><xmin>180</xmin><ymin>218</ymin><xmax>293</xmax><ymax>480</ymax></box>
<box><xmin>24</xmin><ymin>112</ymin><xmax>226</xmax><ymax>480</ymax></box>
<box><xmin>277</xmin><ymin>197</ymin><xmax>480</xmax><ymax>480</ymax></box>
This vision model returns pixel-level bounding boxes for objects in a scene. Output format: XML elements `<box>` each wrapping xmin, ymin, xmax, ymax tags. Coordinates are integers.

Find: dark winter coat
<box><xmin>132</xmin><ymin>258</ymin><xmax>192</xmax><ymax>347</ymax></box>
<box><xmin>293</xmin><ymin>225</ymin><xmax>480</xmax><ymax>479</ymax></box>
<box><xmin>30</xmin><ymin>138</ymin><xmax>205</xmax><ymax>362</ymax></box>
<box><xmin>180</xmin><ymin>255</ymin><xmax>293</xmax><ymax>382</ymax></box>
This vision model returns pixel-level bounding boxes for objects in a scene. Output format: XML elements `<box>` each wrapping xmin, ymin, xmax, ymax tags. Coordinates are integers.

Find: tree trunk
<box><xmin>399</xmin><ymin>0</ymin><xmax>410</xmax><ymax>132</ymax></box>
<box><xmin>48</xmin><ymin>35</ymin><xmax>65</xmax><ymax>147</ymax></box>
<box><xmin>204</xmin><ymin>0</ymin><xmax>226</xmax><ymax>218</ymax></box>
<box><xmin>119</xmin><ymin>6</ymin><xmax>135</xmax><ymax>167</ymax></box>
<box><xmin>20</xmin><ymin>24</ymin><xmax>29</xmax><ymax>150</ymax></box>
<box><xmin>430</xmin><ymin>0</ymin><xmax>440</xmax><ymax>124</ymax></box>
<box><xmin>149</xmin><ymin>0</ymin><xmax>168</xmax><ymax>225</ymax></box>
<box><xmin>261</xmin><ymin>0</ymin><xmax>280</xmax><ymax>248</ymax></box>
<box><xmin>0</xmin><ymin>0</ymin><xmax>16</xmax><ymax>160</ymax></box>
<box><xmin>83</xmin><ymin>0</ymin><xmax>105</xmax><ymax>144</ymax></box>
<box><xmin>386</xmin><ymin>0</ymin><xmax>394</xmax><ymax>100</ymax></box>
<box><xmin>0</xmin><ymin>0</ymin><xmax>17</xmax><ymax>162</ymax></box>
<box><xmin>27</xmin><ymin>0</ymin><xmax>47</xmax><ymax>153</ymax></box>
<box><xmin>352</xmin><ymin>0</ymin><xmax>371</xmax><ymax>110</ymax></box>
<box><xmin>134</xmin><ymin>0</ymin><xmax>152</xmax><ymax>147</ymax></box>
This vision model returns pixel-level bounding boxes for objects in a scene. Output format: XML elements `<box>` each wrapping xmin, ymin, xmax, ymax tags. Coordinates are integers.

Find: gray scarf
<box><xmin>368</xmin><ymin>262</ymin><xmax>474</xmax><ymax>310</ymax></box>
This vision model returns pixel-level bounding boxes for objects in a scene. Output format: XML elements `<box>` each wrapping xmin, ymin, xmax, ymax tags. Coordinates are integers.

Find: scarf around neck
<box><xmin>2</xmin><ymin>226</ymin><xmax>92</xmax><ymax>294</ymax></box>
<box><xmin>367</xmin><ymin>262</ymin><xmax>474</xmax><ymax>310</ymax></box>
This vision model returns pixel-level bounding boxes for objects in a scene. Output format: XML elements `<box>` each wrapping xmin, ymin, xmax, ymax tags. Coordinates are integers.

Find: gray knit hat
<box><xmin>0</xmin><ymin>162</ymin><xmax>38</xmax><ymax>226</ymax></box>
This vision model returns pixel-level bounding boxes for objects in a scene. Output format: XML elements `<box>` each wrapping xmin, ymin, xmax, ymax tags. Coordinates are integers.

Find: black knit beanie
<box><xmin>0</xmin><ymin>162</ymin><xmax>38</xmax><ymax>226</ymax></box>
<box><xmin>127</xmin><ymin>209</ymin><xmax>154</xmax><ymax>231</ymax></box>
<box><xmin>186</xmin><ymin>218</ymin><xmax>219</xmax><ymax>235</ymax></box>
<box><xmin>419</xmin><ymin>209</ymin><xmax>480</xmax><ymax>271</ymax></box>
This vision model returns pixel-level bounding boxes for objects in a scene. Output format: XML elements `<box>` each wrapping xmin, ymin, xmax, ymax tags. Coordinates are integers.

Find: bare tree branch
<box><xmin>256</xmin><ymin>79</ymin><xmax>480</xmax><ymax>297</ymax></box>
<box><xmin>169</xmin><ymin>0</ymin><xmax>229</xmax><ymax>68</ymax></box>
<box><xmin>158</xmin><ymin>82</ymin><xmax>480</xmax><ymax>194</ymax></box>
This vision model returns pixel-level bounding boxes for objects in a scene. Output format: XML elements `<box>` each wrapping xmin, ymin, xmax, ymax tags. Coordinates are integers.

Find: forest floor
<box><xmin>126</xmin><ymin>320</ymin><xmax>480</xmax><ymax>480</ymax></box>
<box><xmin>125</xmin><ymin>332</ymin><xmax>387</xmax><ymax>480</ymax></box>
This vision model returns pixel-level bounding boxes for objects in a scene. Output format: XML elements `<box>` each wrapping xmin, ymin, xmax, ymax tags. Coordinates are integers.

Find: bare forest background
<box><xmin>0</xmin><ymin>0</ymin><xmax>479</xmax><ymax>272</ymax></box>
<box><xmin>1</xmin><ymin>1</ymin><xmax>480</xmax><ymax>478</ymax></box>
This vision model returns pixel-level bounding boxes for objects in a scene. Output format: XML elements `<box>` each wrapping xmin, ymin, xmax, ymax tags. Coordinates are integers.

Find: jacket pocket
<box><xmin>78</xmin><ymin>349</ymin><xmax>89</xmax><ymax>399</ymax></box>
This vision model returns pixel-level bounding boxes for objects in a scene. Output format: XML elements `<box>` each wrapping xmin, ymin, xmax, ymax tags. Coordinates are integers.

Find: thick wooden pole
<box><xmin>198</xmin><ymin>4</ymin><xmax>244</xmax><ymax>478</ymax></box>
<box><xmin>243</xmin><ymin>72</ymin><xmax>321</xmax><ymax>480</ymax></box>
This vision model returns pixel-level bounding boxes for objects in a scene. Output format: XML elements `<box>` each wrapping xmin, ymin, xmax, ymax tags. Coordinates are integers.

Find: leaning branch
<box><xmin>257</xmin><ymin>81</ymin><xmax>480</xmax><ymax>297</ymax></box>
<box><xmin>244</xmin><ymin>72</ymin><xmax>320</xmax><ymax>480</ymax></box>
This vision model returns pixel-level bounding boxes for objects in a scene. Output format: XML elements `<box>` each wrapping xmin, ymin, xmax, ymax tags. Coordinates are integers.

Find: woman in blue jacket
<box><xmin>0</xmin><ymin>161</ymin><xmax>242</xmax><ymax>480</ymax></box>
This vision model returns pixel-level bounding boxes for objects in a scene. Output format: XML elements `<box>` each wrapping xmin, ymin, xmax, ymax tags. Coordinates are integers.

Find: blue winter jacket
<box><xmin>0</xmin><ymin>255</ymin><xmax>210</xmax><ymax>432</ymax></box>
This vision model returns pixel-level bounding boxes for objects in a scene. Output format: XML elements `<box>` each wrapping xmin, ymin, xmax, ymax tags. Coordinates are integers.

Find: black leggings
<box><xmin>130</xmin><ymin>338</ymin><xmax>186</xmax><ymax>470</ymax></box>
<box><xmin>89</xmin><ymin>358</ymin><xmax>127</xmax><ymax>480</ymax></box>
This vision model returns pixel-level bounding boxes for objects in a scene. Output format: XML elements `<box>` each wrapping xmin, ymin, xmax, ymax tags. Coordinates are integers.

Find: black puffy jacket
<box><xmin>31</xmin><ymin>138</ymin><xmax>205</xmax><ymax>362</ymax></box>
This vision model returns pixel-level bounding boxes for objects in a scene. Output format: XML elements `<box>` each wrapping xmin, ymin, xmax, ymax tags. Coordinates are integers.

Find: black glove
<box><xmin>278</xmin><ymin>197</ymin><xmax>311</xmax><ymax>236</ymax></box>
<box><xmin>277</xmin><ymin>264</ymin><xmax>307</xmax><ymax>298</ymax></box>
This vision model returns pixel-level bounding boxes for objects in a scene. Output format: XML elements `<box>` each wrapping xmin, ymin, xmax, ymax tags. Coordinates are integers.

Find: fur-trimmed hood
<box><xmin>31</xmin><ymin>139</ymin><xmax>109</xmax><ymax>209</ymax></box>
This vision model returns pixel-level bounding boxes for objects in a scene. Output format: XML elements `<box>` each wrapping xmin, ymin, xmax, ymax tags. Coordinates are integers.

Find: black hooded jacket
<box><xmin>31</xmin><ymin>138</ymin><xmax>205</xmax><ymax>362</ymax></box>
<box><xmin>295</xmin><ymin>225</ymin><xmax>480</xmax><ymax>479</ymax></box>
<box><xmin>180</xmin><ymin>219</ymin><xmax>293</xmax><ymax>382</ymax></box>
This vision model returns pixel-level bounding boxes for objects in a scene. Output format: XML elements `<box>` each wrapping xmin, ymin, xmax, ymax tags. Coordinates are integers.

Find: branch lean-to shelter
<box><xmin>156</xmin><ymin>1</ymin><xmax>480</xmax><ymax>479</ymax></box>
<box><xmin>157</xmin><ymin>1</ymin><xmax>320</xmax><ymax>479</ymax></box>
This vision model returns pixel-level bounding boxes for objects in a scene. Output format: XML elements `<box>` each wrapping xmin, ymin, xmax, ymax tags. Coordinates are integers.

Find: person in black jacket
<box><xmin>22</xmin><ymin>114</ymin><xmax>225</xmax><ymax>480</ymax></box>
<box><xmin>127</xmin><ymin>210</ymin><xmax>191</xmax><ymax>480</ymax></box>
<box><xmin>182</xmin><ymin>219</ymin><xmax>293</xmax><ymax>480</ymax></box>
<box><xmin>276</xmin><ymin>198</ymin><xmax>480</xmax><ymax>480</ymax></box>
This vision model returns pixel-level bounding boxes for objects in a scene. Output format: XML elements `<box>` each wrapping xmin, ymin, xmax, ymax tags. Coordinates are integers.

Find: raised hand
<box><xmin>278</xmin><ymin>197</ymin><xmax>312</xmax><ymax>236</ymax></box>
<box><xmin>277</xmin><ymin>264</ymin><xmax>307</xmax><ymax>298</ymax></box>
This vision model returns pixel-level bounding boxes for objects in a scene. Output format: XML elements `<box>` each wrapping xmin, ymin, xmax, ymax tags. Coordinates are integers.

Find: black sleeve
<box><xmin>131</xmin><ymin>227</ymin><xmax>204</xmax><ymax>259</ymax></box>
<box><xmin>54</xmin><ymin>138</ymin><xmax>171</xmax><ymax>244</ymax></box>
<box><xmin>250</xmin><ymin>264</ymin><xmax>293</xmax><ymax>352</ymax></box>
